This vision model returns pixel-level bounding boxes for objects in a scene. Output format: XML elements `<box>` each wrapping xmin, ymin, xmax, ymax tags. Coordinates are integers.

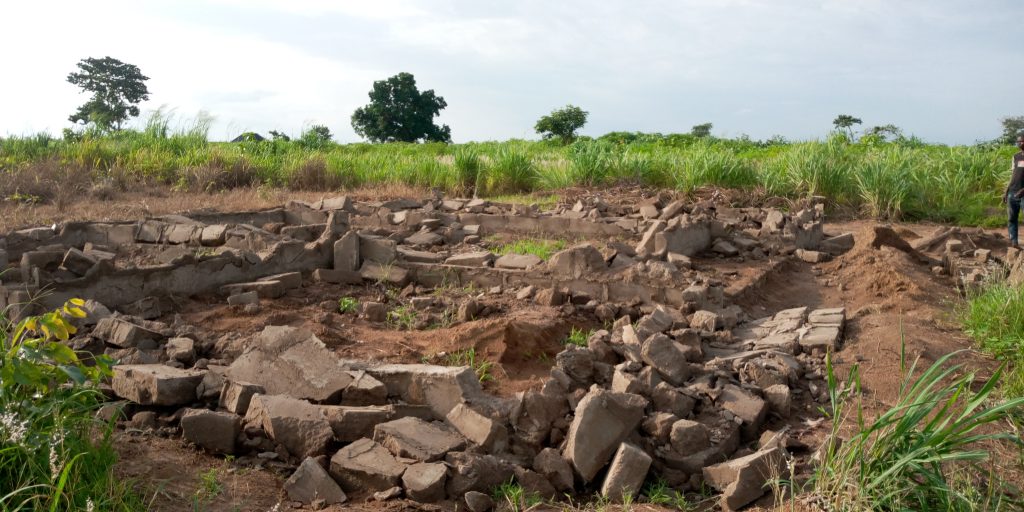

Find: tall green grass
<box><xmin>1</xmin><ymin>115</ymin><xmax>1018</xmax><ymax>227</ymax></box>
<box><xmin>963</xmin><ymin>281</ymin><xmax>1024</xmax><ymax>398</ymax></box>
<box><xmin>810</xmin><ymin>345</ymin><xmax>1024</xmax><ymax>510</ymax></box>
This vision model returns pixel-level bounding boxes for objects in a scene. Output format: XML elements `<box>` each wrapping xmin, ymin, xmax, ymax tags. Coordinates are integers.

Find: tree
<box><xmin>864</xmin><ymin>123</ymin><xmax>902</xmax><ymax>141</ymax></box>
<box><xmin>351</xmin><ymin>73</ymin><xmax>451</xmax><ymax>143</ymax></box>
<box><xmin>691</xmin><ymin>122</ymin><xmax>713</xmax><ymax>138</ymax></box>
<box><xmin>1000</xmin><ymin>116</ymin><xmax>1024</xmax><ymax>144</ymax></box>
<box><xmin>832</xmin><ymin>114</ymin><xmax>862</xmax><ymax>139</ymax></box>
<box><xmin>535</xmin><ymin>105</ymin><xmax>588</xmax><ymax>144</ymax></box>
<box><xmin>66</xmin><ymin>56</ymin><xmax>150</xmax><ymax>130</ymax></box>
<box><xmin>269</xmin><ymin>130</ymin><xmax>291</xmax><ymax>142</ymax></box>
<box><xmin>297</xmin><ymin>125</ymin><xmax>333</xmax><ymax>149</ymax></box>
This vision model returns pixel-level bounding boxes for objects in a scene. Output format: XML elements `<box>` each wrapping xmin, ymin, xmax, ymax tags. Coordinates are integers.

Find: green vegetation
<box><xmin>808</xmin><ymin>345</ymin><xmax>1024</xmax><ymax>511</ymax></box>
<box><xmin>386</xmin><ymin>305</ymin><xmax>418</xmax><ymax>331</ymax></box>
<box><xmin>351</xmin><ymin>72</ymin><xmax>451</xmax><ymax>143</ymax></box>
<box><xmin>66</xmin><ymin>57</ymin><xmax>150</xmax><ymax>131</ymax></box>
<box><xmin>491</xmin><ymin>237</ymin><xmax>568</xmax><ymax>261</ymax></box>
<box><xmin>564</xmin><ymin>327</ymin><xmax>591</xmax><ymax>347</ymax></box>
<box><xmin>337</xmin><ymin>296</ymin><xmax>359</xmax><ymax>314</ymax></box>
<box><xmin>1</xmin><ymin>299</ymin><xmax>144</xmax><ymax>511</ymax></box>
<box><xmin>444</xmin><ymin>348</ymin><xmax>494</xmax><ymax>383</ymax></box>
<box><xmin>192</xmin><ymin>468</ymin><xmax>222</xmax><ymax>509</ymax></box>
<box><xmin>491</xmin><ymin>479</ymin><xmax>541</xmax><ymax>512</ymax></box>
<box><xmin>535</xmin><ymin>105</ymin><xmax>588</xmax><ymax>144</ymax></box>
<box><xmin>963</xmin><ymin>281</ymin><xmax>1024</xmax><ymax>398</ymax></box>
<box><xmin>642</xmin><ymin>478</ymin><xmax>695</xmax><ymax>509</ymax></box>
<box><xmin>0</xmin><ymin>121</ymin><xmax>1018</xmax><ymax>226</ymax></box>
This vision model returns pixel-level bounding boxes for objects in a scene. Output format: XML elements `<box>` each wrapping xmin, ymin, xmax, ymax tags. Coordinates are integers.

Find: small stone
<box><xmin>465</xmin><ymin>491</ymin><xmax>494</xmax><ymax>512</ymax></box>
<box><xmin>284</xmin><ymin>457</ymin><xmax>347</xmax><ymax>505</ymax></box>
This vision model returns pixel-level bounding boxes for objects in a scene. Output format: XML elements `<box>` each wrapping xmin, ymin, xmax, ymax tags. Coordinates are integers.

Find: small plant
<box><xmin>337</xmin><ymin>296</ymin><xmax>359</xmax><ymax>314</ymax></box>
<box><xmin>444</xmin><ymin>348</ymin><xmax>494</xmax><ymax>383</ymax></box>
<box><xmin>492</xmin><ymin>479</ymin><xmax>541</xmax><ymax>512</ymax></box>
<box><xmin>386</xmin><ymin>305</ymin><xmax>418</xmax><ymax>331</ymax></box>
<box><xmin>492</xmin><ymin>238</ymin><xmax>568</xmax><ymax>261</ymax></box>
<box><xmin>564</xmin><ymin>327</ymin><xmax>591</xmax><ymax>347</ymax></box>
<box><xmin>194</xmin><ymin>468</ymin><xmax>222</xmax><ymax>503</ymax></box>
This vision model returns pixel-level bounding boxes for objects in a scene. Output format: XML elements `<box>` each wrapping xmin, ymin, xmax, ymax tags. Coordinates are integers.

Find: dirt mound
<box><xmin>830</xmin><ymin>225</ymin><xmax>928</xmax><ymax>306</ymax></box>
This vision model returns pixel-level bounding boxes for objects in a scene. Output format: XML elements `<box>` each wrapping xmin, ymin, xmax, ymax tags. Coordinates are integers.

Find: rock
<box><xmin>112</xmin><ymin>365</ymin><xmax>205</xmax><ymax>406</ymax></box>
<box><xmin>60</xmin><ymin>247</ymin><xmax>97</xmax><ymax>276</ymax></box>
<box><xmin>373</xmin><ymin>417</ymin><xmax>467</xmax><ymax>462</ymax></box>
<box><xmin>639</xmin><ymin>204</ymin><xmax>660</xmax><ymax>220</ymax></box>
<box><xmin>166</xmin><ymin>337</ymin><xmax>195</xmax><ymax>364</ymax></box>
<box><xmin>799</xmin><ymin>326</ymin><xmax>841</xmax><ymax>351</ymax></box>
<box><xmin>342</xmin><ymin>371</ymin><xmax>388</xmax><ymax>406</ymax></box>
<box><xmin>533</xmin><ymin>447</ymin><xmax>574</xmax><ymax>492</ymax></box>
<box><xmin>457</xmin><ymin>299</ymin><xmax>481</xmax><ymax>322</ymax></box>
<box><xmin>712</xmin><ymin>240</ymin><xmax>740</xmax><ymax>257</ymax></box>
<box><xmin>703</xmin><ymin>447</ymin><xmax>786</xmax><ymax>511</ymax></box>
<box><xmin>405</xmin><ymin>231</ymin><xmax>444</xmax><ymax>247</ymax></box>
<box><xmin>244</xmin><ymin>394</ymin><xmax>334</xmax><ymax>458</ymax></box>
<box><xmin>446</xmin><ymin>452</ymin><xmax>514</xmax><ymax>496</ymax></box>
<box><xmin>516</xmin><ymin>286</ymin><xmax>535</xmax><ymax>300</ymax></box>
<box><xmin>635</xmin><ymin>220</ymin><xmax>666</xmax><ymax>254</ymax></box>
<box><xmin>821</xmin><ymin>233</ymin><xmax>854</xmax><ymax>254</ymax></box>
<box><xmin>94</xmin><ymin>318</ymin><xmax>163</xmax><ymax>349</ymax></box>
<box><xmin>795</xmin><ymin>248</ymin><xmax>829</xmax><ymax>263</ymax></box>
<box><xmin>534</xmin><ymin>288</ymin><xmax>565</xmax><ymax>306</ymax></box>
<box><xmin>329</xmin><ymin>438</ymin><xmax>408</xmax><ymax>493</ymax></box>
<box><xmin>763</xmin><ymin>210</ymin><xmax>785</xmax><ymax>233</ymax></box>
<box><xmin>654</xmin><ymin>218</ymin><xmax>712</xmax><ymax>256</ymax></box>
<box><xmin>285</xmin><ymin>457</ymin><xmax>348</xmax><ymax>505</ymax></box>
<box><xmin>361</xmin><ymin>301</ymin><xmax>387</xmax><ymax>322</ymax></box>
<box><xmin>445</xmin><ymin>251</ymin><xmax>495</xmax><ymax>267</ymax></box>
<box><xmin>227</xmin><ymin>291</ymin><xmax>259</xmax><ymax>305</ymax></box>
<box><xmin>764</xmin><ymin>384</ymin><xmax>791</xmax><ymax>417</ymax></box>
<box><xmin>651</xmin><ymin>382</ymin><xmax>695</xmax><ymax>418</ymax></box>
<box><xmin>181</xmin><ymin>409</ymin><xmax>240</xmax><ymax>454</ymax></box>
<box><xmin>359</xmin><ymin>261</ymin><xmax>410</xmax><ymax>286</ymax></box>
<box><xmin>402</xmin><ymin>462</ymin><xmax>447</xmax><ymax>502</ymax></box>
<box><xmin>600</xmin><ymin>443</ymin><xmax>652</xmax><ymax>502</ymax></box>
<box><xmin>670</xmin><ymin>419</ymin><xmax>711</xmax><ymax>454</ymax></box>
<box><xmin>548</xmin><ymin>243</ymin><xmax>607</xmax><ymax>278</ymax></box>
<box><xmin>373</xmin><ymin>486</ymin><xmax>403</xmax><ymax>501</ymax></box>
<box><xmin>717</xmin><ymin>385</ymin><xmax>768</xmax><ymax>440</ymax></box>
<box><xmin>220</xmin><ymin>380</ymin><xmax>265</xmax><ymax>416</ymax></box>
<box><xmin>464</xmin><ymin>491</ymin><xmax>494</xmax><ymax>512</ymax></box>
<box><xmin>641</xmin><ymin>334</ymin><xmax>694</xmax><ymax>386</ymax></box>
<box><xmin>562</xmin><ymin>389</ymin><xmax>647</xmax><ymax>482</ymax></box>
<box><xmin>690</xmin><ymin>310</ymin><xmax>720</xmax><ymax>332</ymax></box>
<box><xmin>446</xmin><ymin>403</ymin><xmax>508</xmax><ymax>451</ymax></box>
<box><xmin>494</xmin><ymin>253</ymin><xmax>542</xmax><ymax>270</ymax></box>
<box><xmin>333</xmin><ymin>231</ymin><xmax>361</xmax><ymax>271</ymax></box>
<box><xmin>556</xmin><ymin>345</ymin><xmax>595</xmax><ymax>384</ymax></box>
<box><xmin>227</xmin><ymin>326</ymin><xmax>353</xmax><ymax>403</ymax></box>
<box><xmin>642</xmin><ymin>412</ymin><xmax>678</xmax><ymax>444</ymax></box>
<box><xmin>360</xmin><ymin>236</ymin><xmax>397</xmax><ymax>264</ymax></box>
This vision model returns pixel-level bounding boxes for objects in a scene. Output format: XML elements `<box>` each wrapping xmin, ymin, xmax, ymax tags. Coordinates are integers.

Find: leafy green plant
<box><xmin>492</xmin><ymin>479</ymin><xmax>541</xmax><ymax>512</ymax></box>
<box><xmin>809</xmin><ymin>339</ymin><xmax>1024</xmax><ymax>511</ymax></box>
<box><xmin>1</xmin><ymin>299</ymin><xmax>143</xmax><ymax>511</ymax></box>
<box><xmin>337</xmin><ymin>297</ymin><xmax>359</xmax><ymax>315</ymax></box>
<box><xmin>193</xmin><ymin>468</ymin><xmax>222</xmax><ymax>504</ymax></box>
<box><xmin>564</xmin><ymin>327</ymin><xmax>591</xmax><ymax>347</ymax></box>
<box><xmin>386</xmin><ymin>305</ymin><xmax>418</xmax><ymax>331</ymax></box>
<box><xmin>492</xmin><ymin>238</ymin><xmax>567</xmax><ymax>261</ymax></box>
<box><xmin>444</xmin><ymin>348</ymin><xmax>494</xmax><ymax>383</ymax></box>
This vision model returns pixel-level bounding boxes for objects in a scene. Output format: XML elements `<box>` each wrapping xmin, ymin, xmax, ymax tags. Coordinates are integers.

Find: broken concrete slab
<box><xmin>641</xmin><ymin>334</ymin><xmax>695</xmax><ymax>386</ymax></box>
<box><xmin>548</xmin><ymin>243</ymin><xmax>607</xmax><ymax>278</ymax></box>
<box><xmin>321</xmin><ymin>404</ymin><xmax>434</xmax><ymax>442</ymax></box>
<box><xmin>600</xmin><ymin>442</ymin><xmax>651</xmax><ymax>502</ymax></box>
<box><xmin>562</xmin><ymin>388</ymin><xmax>647</xmax><ymax>482</ymax></box>
<box><xmin>402</xmin><ymin>462</ymin><xmax>447</xmax><ymax>502</ymax></box>
<box><xmin>219</xmin><ymin>380</ymin><xmax>265</xmax><ymax>416</ymax></box>
<box><xmin>703</xmin><ymin>447</ymin><xmax>786</xmax><ymax>511</ymax></box>
<box><xmin>494</xmin><ymin>253</ymin><xmax>542</xmax><ymax>270</ymax></box>
<box><xmin>717</xmin><ymin>384</ymin><xmax>768</xmax><ymax>440</ymax></box>
<box><xmin>112</xmin><ymin>364</ymin><xmax>205</xmax><ymax>406</ymax></box>
<box><xmin>285</xmin><ymin>457</ymin><xmax>348</xmax><ymax>505</ymax></box>
<box><xmin>329</xmin><ymin>437</ymin><xmax>408</xmax><ymax>494</ymax></box>
<box><xmin>93</xmin><ymin>317</ymin><xmax>163</xmax><ymax>349</ymax></box>
<box><xmin>359</xmin><ymin>236</ymin><xmax>397</xmax><ymax>264</ymax></box>
<box><xmin>445</xmin><ymin>451</ymin><xmax>514</xmax><ymax>497</ymax></box>
<box><xmin>533</xmin><ymin>447</ymin><xmax>574</xmax><ymax>493</ymax></box>
<box><xmin>670</xmin><ymin>418</ymin><xmax>711</xmax><ymax>454</ymax></box>
<box><xmin>799</xmin><ymin>326</ymin><xmax>841</xmax><ymax>352</ymax></box>
<box><xmin>446</xmin><ymin>402</ymin><xmax>508</xmax><ymax>452</ymax></box>
<box><xmin>244</xmin><ymin>394</ymin><xmax>334</xmax><ymax>458</ymax></box>
<box><xmin>445</xmin><ymin>251</ymin><xmax>495</xmax><ymax>267</ymax></box>
<box><xmin>180</xmin><ymin>408</ymin><xmax>240</xmax><ymax>455</ymax></box>
<box><xmin>333</xmin><ymin>231</ymin><xmax>360</xmax><ymax>271</ymax></box>
<box><xmin>227</xmin><ymin>326</ymin><xmax>353</xmax><ymax>403</ymax></box>
<box><xmin>373</xmin><ymin>416</ymin><xmax>467</xmax><ymax>462</ymax></box>
<box><xmin>359</xmin><ymin>363</ymin><xmax>493</xmax><ymax>418</ymax></box>
<box><xmin>359</xmin><ymin>260</ymin><xmax>410</xmax><ymax>286</ymax></box>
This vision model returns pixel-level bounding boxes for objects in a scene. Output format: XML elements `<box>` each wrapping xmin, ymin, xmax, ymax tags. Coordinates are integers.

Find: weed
<box><xmin>492</xmin><ymin>238</ymin><xmax>567</xmax><ymax>261</ymax></box>
<box><xmin>492</xmin><ymin>479</ymin><xmax>541</xmax><ymax>512</ymax></box>
<box><xmin>194</xmin><ymin>468</ymin><xmax>222</xmax><ymax>503</ymax></box>
<box><xmin>337</xmin><ymin>296</ymin><xmax>359</xmax><ymax>314</ymax></box>
<box><xmin>809</xmin><ymin>336</ymin><xmax>1024</xmax><ymax>510</ymax></box>
<box><xmin>564</xmin><ymin>327</ymin><xmax>591</xmax><ymax>347</ymax></box>
<box><xmin>444</xmin><ymin>348</ymin><xmax>494</xmax><ymax>383</ymax></box>
<box><xmin>386</xmin><ymin>305</ymin><xmax>418</xmax><ymax>331</ymax></box>
<box><xmin>962</xmin><ymin>279</ymin><xmax>1024</xmax><ymax>400</ymax></box>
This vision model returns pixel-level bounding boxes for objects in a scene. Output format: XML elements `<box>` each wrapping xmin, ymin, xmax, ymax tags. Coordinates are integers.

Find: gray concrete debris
<box><xmin>329</xmin><ymin>438</ymin><xmax>408</xmax><ymax>493</ymax></box>
<box><xmin>285</xmin><ymin>457</ymin><xmax>349</xmax><ymax>505</ymax></box>
<box><xmin>180</xmin><ymin>408</ymin><xmax>240</xmax><ymax>454</ymax></box>
<box><xmin>533</xmin><ymin>447</ymin><xmax>574</xmax><ymax>492</ymax></box>
<box><xmin>494</xmin><ymin>253</ymin><xmax>542</xmax><ymax>270</ymax></box>
<box><xmin>373</xmin><ymin>416</ymin><xmax>467</xmax><ymax>462</ymax></box>
<box><xmin>112</xmin><ymin>364</ymin><xmax>206</xmax><ymax>406</ymax></box>
<box><xmin>445</xmin><ymin>251</ymin><xmax>495</xmax><ymax>267</ymax></box>
<box><xmin>464</xmin><ymin>491</ymin><xmax>495</xmax><ymax>512</ymax></box>
<box><xmin>219</xmin><ymin>380</ymin><xmax>265</xmax><ymax>416</ymax></box>
<box><xmin>94</xmin><ymin>317</ymin><xmax>163</xmax><ymax>349</ymax></box>
<box><xmin>717</xmin><ymin>385</ymin><xmax>768</xmax><ymax>440</ymax></box>
<box><xmin>446</xmin><ymin>451</ymin><xmax>514</xmax><ymax>497</ymax></box>
<box><xmin>359</xmin><ymin>261</ymin><xmax>410</xmax><ymax>286</ymax></box>
<box><xmin>670</xmin><ymin>419</ymin><xmax>711</xmax><ymax>454</ymax></box>
<box><xmin>641</xmin><ymin>334</ymin><xmax>696</xmax><ymax>386</ymax></box>
<box><xmin>359</xmin><ymin>236</ymin><xmax>397</xmax><ymax>264</ymax></box>
<box><xmin>227</xmin><ymin>326</ymin><xmax>353</xmax><ymax>403</ymax></box>
<box><xmin>446</xmin><ymin>403</ymin><xmax>508</xmax><ymax>452</ymax></box>
<box><xmin>227</xmin><ymin>291</ymin><xmax>259</xmax><ymax>305</ymax></box>
<box><xmin>562</xmin><ymin>388</ymin><xmax>648</xmax><ymax>482</ymax></box>
<box><xmin>333</xmin><ymin>231</ymin><xmax>360</xmax><ymax>271</ymax></box>
<box><xmin>165</xmin><ymin>337</ymin><xmax>195</xmax><ymax>364</ymax></box>
<box><xmin>601</xmin><ymin>442</ymin><xmax>652</xmax><ymax>502</ymax></box>
<box><xmin>703</xmin><ymin>447</ymin><xmax>786</xmax><ymax>511</ymax></box>
<box><xmin>402</xmin><ymin>462</ymin><xmax>447</xmax><ymax>502</ymax></box>
<box><xmin>244</xmin><ymin>394</ymin><xmax>334</xmax><ymax>458</ymax></box>
<box><xmin>548</xmin><ymin>243</ymin><xmax>607</xmax><ymax>278</ymax></box>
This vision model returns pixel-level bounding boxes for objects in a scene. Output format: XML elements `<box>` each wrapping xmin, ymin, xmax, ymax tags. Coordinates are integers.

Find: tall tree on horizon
<box><xmin>66</xmin><ymin>56</ymin><xmax>150</xmax><ymax>131</ymax></box>
<box><xmin>351</xmin><ymin>72</ymin><xmax>451</xmax><ymax>143</ymax></box>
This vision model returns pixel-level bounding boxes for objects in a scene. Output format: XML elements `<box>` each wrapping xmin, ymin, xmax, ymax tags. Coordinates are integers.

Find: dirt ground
<box><xmin>6</xmin><ymin>186</ymin><xmax>1019</xmax><ymax>511</ymax></box>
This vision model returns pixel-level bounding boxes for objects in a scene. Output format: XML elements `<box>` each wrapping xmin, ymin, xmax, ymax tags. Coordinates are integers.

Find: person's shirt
<box><xmin>1008</xmin><ymin>151</ymin><xmax>1024</xmax><ymax>197</ymax></box>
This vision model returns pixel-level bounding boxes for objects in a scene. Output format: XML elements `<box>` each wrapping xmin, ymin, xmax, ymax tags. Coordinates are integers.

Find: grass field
<box><xmin>0</xmin><ymin>115</ymin><xmax>1017</xmax><ymax>227</ymax></box>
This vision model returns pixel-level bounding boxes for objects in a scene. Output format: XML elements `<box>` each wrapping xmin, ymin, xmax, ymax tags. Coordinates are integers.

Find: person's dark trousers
<box><xmin>1010</xmin><ymin>197</ymin><xmax>1023</xmax><ymax>246</ymax></box>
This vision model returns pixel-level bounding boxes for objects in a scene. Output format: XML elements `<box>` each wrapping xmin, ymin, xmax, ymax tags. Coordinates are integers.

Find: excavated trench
<box><xmin>1</xmin><ymin>193</ymin><xmax>867</xmax><ymax>510</ymax></box>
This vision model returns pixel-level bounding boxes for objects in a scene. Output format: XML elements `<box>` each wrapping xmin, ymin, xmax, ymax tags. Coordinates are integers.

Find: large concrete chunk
<box><xmin>227</xmin><ymin>326</ymin><xmax>353</xmax><ymax>403</ymax></box>
<box><xmin>670</xmin><ymin>419</ymin><xmax>711</xmax><ymax>454</ymax></box>
<box><xmin>445</xmin><ymin>451</ymin><xmax>515</xmax><ymax>497</ymax></box>
<box><xmin>446</xmin><ymin>403</ymin><xmax>508</xmax><ymax>451</ymax></box>
<box><xmin>94</xmin><ymin>317</ymin><xmax>163</xmax><ymax>348</ymax></box>
<box><xmin>445</xmin><ymin>251</ymin><xmax>494</xmax><ymax>267</ymax></box>
<box><xmin>285</xmin><ymin>457</ymin><xmax>348</xmax><ymax>505</ymax></box>
<box><xmin>333</xmin><ymin>231</ymin><xmax>360</xmax><ymax>272</ymax></box>
<box><xmin>373</xmin><ymin>417</ymin><xmax>467</xmax><ymax>462</ymax></box>
<box><xmin>562</xmin><ymin>389</ymin><xmax>648</xmax><ymax>482</ymax></box>
<box><xmin>799</xmin><ymin>326</ymin><xmax>841</xmax><ymax>351</ymax></box>
<box><xmin>654</xmin><ymin>217</ymin><xmax>711</xmax><ymax>257</ymax></box>
<box><xmin>181</xmin><ymin>409</ymin><xmax>240</xmax><ymax>455</ymax></box>
<box><xmin>402</xmin><ymin>462</ymin><xmax>447</xmax><ymax>502</ymax></box>
<box><xmin>112</xmin><ymin>365</ymin><xmax>205</xmax><ymax>406</ymax></box>
<box><xmin>244</xmin><ymin>394</ymin><xmax>334</xmax><ymax>458</ymax></box>
<box><xmin>329</xmin><ymin>438</ymin><xmax>407</xmax><ymax>493</ymax></box>
<box><xmin>641</xmin><ymin>334</ymin><xmax>694</xmax><ymax>386</ymax></box>
<box><xmin>219</xmin><ymin>380</ymin><xmax>265</xmax><ymax>416</ymax></box>
<box><xmin>359</xmin><ymin>236</ymin><xmax>397</xmax><ymax>264</ymax></box>
<box><xmin>717</xmin><ymin>385</ymin><xmax>767</xmax><ymax>440</ymax></box>
<box><xmin>322</xmin><ymin>404</ymin><xmax>432</xmax><ymax>442</ymax></box>
<box><xmin>533</xmin><ymin>447</ymin><xmax>574</xmax><ymax>492</ymax></box>
<box><xmin>548</xmin><ymin>243</ymin><xmax>606</xmax><ymax>278</ymax></box>
<box><xmin>362</xmin><ymin>363</ymin><xmax>488</xmax><ymax>418</ymax></box>
<box><xmin>600</xmin><ymin>443</ymin><xmax>651</xmax><ymax>502</ymax></box>
<box><xmin>494</xmin><ymin>253</ymin><xmax>542</xmax><ymax>270</ymax></box>
<box><xmin>703</xmin><ymin>447</ymin><xmax>786</xmax><ymax>511</ymax></box>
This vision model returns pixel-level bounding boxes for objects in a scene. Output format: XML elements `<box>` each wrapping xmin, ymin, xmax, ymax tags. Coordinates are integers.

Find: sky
<box><xmin>1</xmin><ymin>0</ymin><xmax>1021</xmax><ymax>144</ymax></box>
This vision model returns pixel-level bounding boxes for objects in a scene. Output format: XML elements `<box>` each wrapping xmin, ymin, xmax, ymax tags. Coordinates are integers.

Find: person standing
<box><xmin>1003</xmin><ymin>134</ymin><xmax>1024</xmax><ymax>247</ymax></box>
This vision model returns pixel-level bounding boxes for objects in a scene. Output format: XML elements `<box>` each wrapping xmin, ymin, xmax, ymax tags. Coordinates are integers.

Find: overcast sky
<box><xmin>1</xmin><ymin>0</ymin><xmax>1020</xmax><ymax>144</ymax></box>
